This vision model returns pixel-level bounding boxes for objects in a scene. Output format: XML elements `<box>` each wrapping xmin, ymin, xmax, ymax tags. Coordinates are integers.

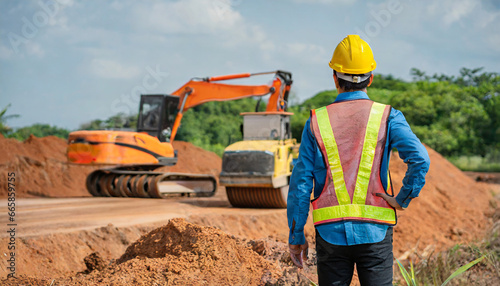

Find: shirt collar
<box><xmin>333</xmin><ymin>91</ymin><xmax>370</xmax><ymax>103</ymax></box>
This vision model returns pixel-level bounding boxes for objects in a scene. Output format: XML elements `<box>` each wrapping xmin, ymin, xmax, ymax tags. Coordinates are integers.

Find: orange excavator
<box><xmin>67</xmin><ymin>70</ymin><xmax>295</xmax><ymax>202</ymax></box>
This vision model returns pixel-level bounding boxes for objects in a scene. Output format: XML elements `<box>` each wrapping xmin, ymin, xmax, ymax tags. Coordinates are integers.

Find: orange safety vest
<box><xmin>310</xmin><ymin>100</ymin><xmax>396</xmax><ymax>226</ymax></box>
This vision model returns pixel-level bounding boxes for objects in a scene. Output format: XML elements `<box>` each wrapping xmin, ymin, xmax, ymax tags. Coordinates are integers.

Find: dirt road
<box><xmin>0</xmin><ymin>190</ymin><xmax>289</xmax><ymax>238</ymax></box>
<box><xmin>0</xmin><ymin>190</ymin><xmax>301</xmax><ymax>280</ymax></box>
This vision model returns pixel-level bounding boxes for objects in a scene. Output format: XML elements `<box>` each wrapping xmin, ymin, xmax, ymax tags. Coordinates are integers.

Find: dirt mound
<box><xmin>390</xmin><ymin>146</ymin><xmax>495</xmax><ymax>256</ymax></box>
<box><xmin>114</xmin><ymin>218</ymin><xmax>280</xmax><ymax>284</ymax></box>
<box><xmin>0</xmin><ymin>136</ymin><xmax>221</xmax><ymax>198</ymax></box>
<box><xmin>162</xmin><ymin>141</ymin><xmax>222</xmax><ymax>178</ymax></box>
<box><xmin>0</xmin><ymin>135</ymin><xmax>95</xmax><ymax>198</ymax></box>
<box><xmin>51</xmin><ymin>218</ymin><xmax>283</xmax><ymax>285</ymax></box>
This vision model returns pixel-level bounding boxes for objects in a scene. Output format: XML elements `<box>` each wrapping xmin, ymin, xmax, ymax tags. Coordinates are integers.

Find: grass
<box><xmin>396</xmin><ymin>254</ymin><xmax>487</xmax><ymax>286</ymax></box>
<box><xmin>394</xmin><ymin>227</ymin><xmax>500</xmax><ymax>285</ymax></box>
<box><xmin>448</xmin><ymin>155</ymin><xmax>500</xmax><ymax>172</ymax></box>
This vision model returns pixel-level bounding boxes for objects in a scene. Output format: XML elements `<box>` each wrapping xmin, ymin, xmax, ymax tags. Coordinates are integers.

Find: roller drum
<box><xmin>226</xmin><ymin>186</ymin><xmax>288</xmax><ymax>208</ymax></box>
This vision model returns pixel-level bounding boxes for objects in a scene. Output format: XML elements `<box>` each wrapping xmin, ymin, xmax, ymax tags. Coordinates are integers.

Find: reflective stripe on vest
<box><xmin>312</xmin><ymin>102</ymin><xmax>396</xmax><ymax>225</ymax></box>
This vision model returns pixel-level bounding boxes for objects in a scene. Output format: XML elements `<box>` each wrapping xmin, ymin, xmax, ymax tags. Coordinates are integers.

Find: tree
<box><xmin>289</xmin><ymin>67</ymin><xmax>498</xmax><ymax>157</ymax></box>
<box><xmin>410</xmin><ymin>68</ymin><xmax>430</xmax><ymax>82</ymax></box>
<box><xmin>0</xmin><ymin>104</ymin><xmax>20</xmax><ymax>136</ymax></box>
<box><xmin>8</xmin><ymin>124</ymin><xmax>70</xmax><ymax>141</ymax></box>
<box><xmin>79</xmin><ymin>113</ymin><xmax>137</xmax><ymax>130</ymax></box>
<box><xmin>390</xmin><ymin>79</ymin><xmax>490</xmax><ymax>156</ymax></box>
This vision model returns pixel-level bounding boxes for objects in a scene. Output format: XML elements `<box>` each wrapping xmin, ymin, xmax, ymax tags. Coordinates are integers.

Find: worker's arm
<box><xmin>287</xmin><ymin>119</ymin><xmax>315</xmax><ymax>245</ymax></box>
<box><xmin>388</xmin><ymin>108</ymin><xmax>430</xmax><ymax>208</ymax></box>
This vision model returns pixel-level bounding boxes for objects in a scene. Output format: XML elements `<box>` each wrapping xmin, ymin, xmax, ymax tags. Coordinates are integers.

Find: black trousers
<box><xmin>316</xmin><ymin>227</ymin><xmax>393</xmax><ymax>286</ymax></box>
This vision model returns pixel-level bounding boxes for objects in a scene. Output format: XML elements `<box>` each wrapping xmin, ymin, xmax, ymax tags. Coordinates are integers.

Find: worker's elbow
<box><xmin>420</xmin><ymin>146</ymin><xmax>430</xmax><ymax>174</ymax></box>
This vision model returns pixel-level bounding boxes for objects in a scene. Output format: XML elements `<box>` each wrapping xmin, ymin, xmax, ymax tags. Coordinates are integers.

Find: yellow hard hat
<box><xmin>329</xmin><ymin>35</ymin><xmax>376</xmax><ymax>74</ymax></box>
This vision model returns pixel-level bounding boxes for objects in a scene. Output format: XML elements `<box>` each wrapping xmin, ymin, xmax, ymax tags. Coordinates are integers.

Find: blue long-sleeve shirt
<box><xmin>287</xmin><ymin>91</ymin><xmax>430</xmax><ymax>246</ymax></box>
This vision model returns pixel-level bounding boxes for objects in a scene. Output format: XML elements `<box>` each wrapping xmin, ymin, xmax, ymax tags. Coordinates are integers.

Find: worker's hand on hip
<box><xmin>375</xmin><ymin>193</ymin><xmax>405</xmax><ymax>210</ymax></box>
<box><xmin>289</xmin><ymin>240</ymin><xmax>309</xmax><ymax>269</ymax></box>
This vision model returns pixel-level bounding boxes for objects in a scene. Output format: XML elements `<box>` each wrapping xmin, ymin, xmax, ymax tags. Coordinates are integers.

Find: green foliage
<box><xmin>397</xmin><ymin>255</ymin><xmax>486</xmax><ymax>286</ymax></box>
<box><xmin>390</xmin><ymin>81</ymin><xmax>489</xmax><ymax>155</ymax></box>
<box><xmin>8</xmin><ymin>124</ymin><xmax>70</xmax><ymax>141</ymax></box>
<box><xmin>395</xmin><ymin>224</ymin><xmax>500</xmax><ymax>285</ymax></box>
<box><xmin>370</xmin><ymin>74</ymin><xmax>408</xmax><ymax>91</ymax></box>
<box><xmin>441</xmin><ymin>255</ymin><xmax>487</xmax><ymax>285</ymax></box>
<box><xmin>287</xmin><ymin>67</ymin><xmax>499</xmax><ymax>160</ymax></box>
<box><xmin>389</xmin><ymin>70</ymin><xmax>498</xmax><ymax>156</ymax></box>
<box><xmin>79</xmin><ymin>113</ymin><xmax>137</xmax><ymax>130</ymax></box>
<box><xmin>1</xmin><ymin>104</ymin><xmax>71</xmax><ymax>141</ymax></box>
<box><xmin>175</xmin><ymin>97</ymin><xmax>263</xmax><ymax>156</ymax></box>
<box><xmin>448</xmin><ymin>154</ymin><xmax>500</xmax><ymax>172</ymax></box>
<box><xmin>397</xmin><ymin>259</ymin><xmax>417</xmax><ymax>285</ymax></box>
<box><xmin>288</xmin><ymin>90</ymin><xmax>337</xmax><ymax>141</ymax></box>
<box><xmin>0</xmin><ymin>104</ymin><xmax>20</xmax><ymax>136</ymax></box>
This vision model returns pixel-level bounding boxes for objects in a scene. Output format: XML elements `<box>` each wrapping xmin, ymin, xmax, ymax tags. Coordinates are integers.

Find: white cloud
<box><xmin>285</xmin><ymin>43</ymin><xmax>329</xmax><ymax>64</ymax></box>
<box><xmin>26</xmin><ymin>42</ymin><xmax>45</xmax><ymax>57</ymax></box>
<box><xmin>2</xmin><ymin>0</ymin><xmax>499</xmax><ymax>129</ymax></box>
<box><xmin>110</xmin><ymin>1</ymin><xmax>126</xmax><ymax>11</ymax></box>
<box><xmin>89</xmin><ymin>59</ymin><xmax>141</xmax><ymax>79</ymax></box>
<box><xmin>0</xmin><ymin>44</ymin><xmax>14</xmax><ymax>60</ymax></box>
<box><xmin>442</xmin><ymin>0</ymin><xmax>478</xmax><ymax>26</ymax></box>
<box><xmin>486</xmin><ymin>34</ymin><xmax>500</xmax><ymax>53</ymax></box>
<box><xmin>134</xmin><ymin>0</ymin><xmax>243</xmax><ymax>34</ymax></box>
<box><xmin>427</xmin><ymin>0</ymin><xmax>485</xmax><ymax>27</ymax></box>
<box><xmin>132</xmin><ymin>0</ymin><xmax>275</xmax><ymax>55</ymax></box>
<box><xmin>293</xmin><ymin>0</ymin><xmax>356</xmax><ymax>5</ymax></box>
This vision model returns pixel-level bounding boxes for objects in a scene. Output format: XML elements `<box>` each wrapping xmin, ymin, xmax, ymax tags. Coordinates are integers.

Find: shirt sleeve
<box><xmin>287</xmin><ymin>118</ymin><xmax>316</xmax><ymax>245</ymax></box>
<box><xmin>388</xmin><ymin>108</ymin><xmax>430</xmax><ymax>208</ymax></box>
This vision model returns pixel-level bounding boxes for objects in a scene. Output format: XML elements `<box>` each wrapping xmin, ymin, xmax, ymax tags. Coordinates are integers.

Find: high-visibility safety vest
<box><xmin>310</xmin><ymin>99</ymin><xmax>396</xmax><ymax>226</ymax></box>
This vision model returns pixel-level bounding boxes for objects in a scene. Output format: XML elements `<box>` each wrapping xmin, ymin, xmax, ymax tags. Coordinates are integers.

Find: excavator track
<box><xmin>85</xmin><ymin>167</ymin><xmax>217</xmax><ymax>198</ymax></box>
<box><xmin>225</xmin><ymin>186</ymin><xmax>288</xmax><ymax>208</ymax></box>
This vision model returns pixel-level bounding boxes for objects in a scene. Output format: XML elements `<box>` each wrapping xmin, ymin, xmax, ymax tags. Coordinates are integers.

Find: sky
<box><xmin>1</xmin><ymin>0</ymin><xmax>499</xmax><ymax>130</ymax></box>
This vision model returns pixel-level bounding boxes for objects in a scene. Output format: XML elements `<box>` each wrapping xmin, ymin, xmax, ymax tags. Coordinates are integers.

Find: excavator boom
<box><xmin>169</xmin><ymin>70</ymin><xmax>292</xmax><ymax>142</ymax></box>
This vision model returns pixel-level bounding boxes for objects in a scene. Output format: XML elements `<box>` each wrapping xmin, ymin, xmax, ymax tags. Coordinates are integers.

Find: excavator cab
<box><xmin>137</xmin><ymin>95</ymin><xmax>180</xmax><ymax>142</ymax></box>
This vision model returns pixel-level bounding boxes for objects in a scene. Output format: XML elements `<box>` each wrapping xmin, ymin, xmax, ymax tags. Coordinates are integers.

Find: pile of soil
<box><xmin>160</xmin><ymin>141</ymin><xmax>222</xmax><ymax>178</ymax></box>
<box><xmin>389</xmin><ymin>146</ymin><xmax>495</xmax><ymax>257</ymax></box>
<box><xmin>0</xmin><ymin>135</ymin><xmax>221</xmax><ymax>198</ymax></box>
<box><xmin>4</xmin><ymin>219</ymin><xmax>304</xmax><ymax>285</ymax></box>
<box><xmin>0</xmin><ymin>135</ymin><xmax>94</xmax><ymax>198</ymax></box>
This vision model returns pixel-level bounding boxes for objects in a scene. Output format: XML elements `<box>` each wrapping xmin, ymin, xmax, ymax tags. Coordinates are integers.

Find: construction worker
<box><xmin>287</xmin><ymin>35</ymin><xmax>430</xmax><ymax>285</ymax></box>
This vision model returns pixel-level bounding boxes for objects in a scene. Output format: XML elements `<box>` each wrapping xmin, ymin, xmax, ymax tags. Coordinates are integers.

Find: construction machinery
<box><xmin>220</xmin><ymin>110</ymin><xmax>298</xmax><ymax>208</ymax></box>
<box><xmin>217</xmin><ymin>72</ymin><xmax>298</xmax><ymax>208</ymax></box>
<box><xmin>67</xmin><ymin>70</ymin><xmax>297</xmax><ymax>204</ymax></box>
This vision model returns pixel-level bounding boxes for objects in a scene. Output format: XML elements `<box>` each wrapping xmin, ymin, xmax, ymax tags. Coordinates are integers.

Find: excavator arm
<box><xmin>168</xmin><ymin>70</ymin><xmax>293</xmax><ymax>142</ymax></box>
